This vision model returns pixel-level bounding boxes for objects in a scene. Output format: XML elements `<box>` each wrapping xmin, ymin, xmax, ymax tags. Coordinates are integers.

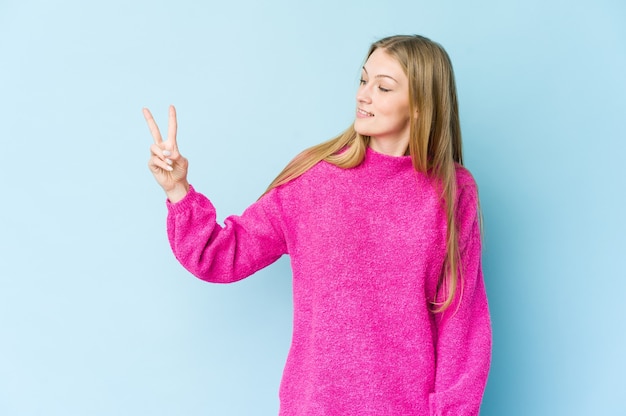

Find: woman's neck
<box><xmin>368</xmin><ymin>137</ymin><xmax>410</xmax><ymax>156</ymax></box>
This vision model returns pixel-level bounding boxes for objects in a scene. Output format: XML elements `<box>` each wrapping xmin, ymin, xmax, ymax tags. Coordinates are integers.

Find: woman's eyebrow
<box><xmin>362</xmin><ymin>66</ymin><xmax>398</xmax><ymax>83</ymax></box>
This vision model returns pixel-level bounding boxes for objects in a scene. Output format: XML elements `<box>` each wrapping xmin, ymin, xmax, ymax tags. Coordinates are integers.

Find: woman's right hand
<box><xmin>144</xmin><ymin>105</ymin><xmax>190</xmax><ymax>203</ymax></box>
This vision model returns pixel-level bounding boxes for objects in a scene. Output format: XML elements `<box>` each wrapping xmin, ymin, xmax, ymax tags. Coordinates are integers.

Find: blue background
<box><xmin>1</xmin><ymin>0</ymin><xmax>624</xmax><ymax>414</ymax></box>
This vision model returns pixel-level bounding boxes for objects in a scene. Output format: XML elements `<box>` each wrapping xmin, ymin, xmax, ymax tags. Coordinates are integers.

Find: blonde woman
<box><xmin>145</xmin><ymin>35</ymin><xmax>491</xmax><ymax>415</ymax></box>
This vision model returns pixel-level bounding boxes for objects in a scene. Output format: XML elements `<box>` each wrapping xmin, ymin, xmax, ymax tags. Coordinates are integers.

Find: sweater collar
<box><xmin>363</xmin><ymin>146</ymin><xmax>413</xmax><ymax>172</ymax></box>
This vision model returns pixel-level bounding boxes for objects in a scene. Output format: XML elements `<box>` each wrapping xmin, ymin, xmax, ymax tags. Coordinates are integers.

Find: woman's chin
<box><xmin>353</xmin><ymin>121</ymin><xmax>371</xmax><ymax>137</ymax></box>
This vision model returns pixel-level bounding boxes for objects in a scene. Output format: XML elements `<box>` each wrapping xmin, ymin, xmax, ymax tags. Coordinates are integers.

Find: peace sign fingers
<box><xmin>143</xmin><ymin>105</ymin><xmax>190</xmax><ymax>201</ymax></box>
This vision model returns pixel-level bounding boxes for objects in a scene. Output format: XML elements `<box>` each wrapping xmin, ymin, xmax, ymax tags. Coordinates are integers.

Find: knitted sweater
<box><xmin>166</xmin><ymin>147</ymin><xmax>491</xmax><ymax>415</ymax></box>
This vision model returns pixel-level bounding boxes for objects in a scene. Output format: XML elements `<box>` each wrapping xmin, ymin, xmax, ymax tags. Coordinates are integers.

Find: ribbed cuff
<box><xmin>166</xmin><ymin>184</ymin><xmax>197</xmax><ymax>213</ymax></box>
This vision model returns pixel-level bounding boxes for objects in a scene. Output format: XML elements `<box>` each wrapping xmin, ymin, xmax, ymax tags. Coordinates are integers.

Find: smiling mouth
<box><xmin>358</xmin><ymin>108</ymin><xmax>374</xmax><ymax>117</ymax></box>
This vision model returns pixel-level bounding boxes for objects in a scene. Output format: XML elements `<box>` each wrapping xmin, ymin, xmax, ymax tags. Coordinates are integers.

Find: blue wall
<box><xmin>1</xmin><ymin>0</ymin><xmax>624</xmax><ymax>414</ymax></box>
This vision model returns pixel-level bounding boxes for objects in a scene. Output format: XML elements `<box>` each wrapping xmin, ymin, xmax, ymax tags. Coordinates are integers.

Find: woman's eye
<box><xmin>359</xmin><ymin>79</ymin><xmax>367</xmax><ymax>85</ymax></box>
<box><xmin>379</xmin><ymin>86</ymin><xmax>391</xmax><ymax>92</ymax></box>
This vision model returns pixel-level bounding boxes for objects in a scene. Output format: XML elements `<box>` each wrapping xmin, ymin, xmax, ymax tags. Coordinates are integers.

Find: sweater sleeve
<box><xmin>166</xmin><ymin>185</ymin><xmax>288</xmax><ymax>283</ymax></box>
<box><xmin>429</xmin><ymin>178</ymin><xmax>492</xmax><ymax>416</ymax></box>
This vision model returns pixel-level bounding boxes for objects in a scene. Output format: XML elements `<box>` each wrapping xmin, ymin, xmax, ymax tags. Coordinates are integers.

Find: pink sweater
<box><xmin>166</xmin><ymin>147</ymin><xmax>491</xmax><ymax>415</ymax></box>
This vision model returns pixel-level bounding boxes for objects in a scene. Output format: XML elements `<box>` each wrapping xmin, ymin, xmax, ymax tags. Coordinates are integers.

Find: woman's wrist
<box><xmin>165</xmin><ymin>181</ymin><xmax>190</xmax><ymax>204</ymax></box>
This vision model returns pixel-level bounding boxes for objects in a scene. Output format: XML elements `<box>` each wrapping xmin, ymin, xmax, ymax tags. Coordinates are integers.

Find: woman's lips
<box><xmin>357</xmin><ymin>108</ymin><xmax>374</xmax><ymax>118</ymax></box>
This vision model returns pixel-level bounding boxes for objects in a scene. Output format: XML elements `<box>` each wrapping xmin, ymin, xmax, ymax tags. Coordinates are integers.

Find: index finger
<box><xmin>142</xmin><ymin>107</ymin><xmax>163</xmax><ymax>145</ymax></box>
<box><xmin>167</xmin><ymin>105</ymin><xmax>178</xmax><ymax>149</ymax></box>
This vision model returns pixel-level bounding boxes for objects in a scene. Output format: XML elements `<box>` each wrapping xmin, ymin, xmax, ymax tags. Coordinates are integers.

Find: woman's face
<box><xmin>354</xmin><ymin>48</ymin><xmax>412</xmax><ymax>153</ymax></box>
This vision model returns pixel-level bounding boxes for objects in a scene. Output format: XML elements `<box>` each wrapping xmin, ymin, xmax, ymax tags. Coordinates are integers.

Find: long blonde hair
<box><xmin>264</xmin><ymin>35</ymin><xmax>464</xmax><ymax>313</ymax></box>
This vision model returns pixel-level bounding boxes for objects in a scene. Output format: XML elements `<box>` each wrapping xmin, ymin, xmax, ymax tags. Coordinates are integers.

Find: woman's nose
<box><xmin>356</xmin><ymin>86</ymin><xmax>372</xmax><ymax>104</ymax></box>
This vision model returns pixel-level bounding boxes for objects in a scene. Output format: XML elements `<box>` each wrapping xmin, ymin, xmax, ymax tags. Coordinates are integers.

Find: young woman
<box><xmin>145</xmin><ymin>35</ymin><xmax>491</xmax><ymax>415</ymax></box>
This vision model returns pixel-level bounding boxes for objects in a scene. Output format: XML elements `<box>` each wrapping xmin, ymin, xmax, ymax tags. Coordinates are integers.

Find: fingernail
<box><xmin>162</xmin><ymin>150</ymin><xmax>171</xmax><ymax>156</ymax></box>
<box><xmin>166</xmin><ymin>165</ymin><xmax>173</xmax><ymax>171</ymax></box>
<box><xmin>165</xmin><ymin>158</ymin><xmax>173</xmax><ymax>165</ymax></box>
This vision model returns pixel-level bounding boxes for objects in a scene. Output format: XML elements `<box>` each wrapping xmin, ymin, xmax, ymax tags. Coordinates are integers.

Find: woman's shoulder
<box><xmin>455</xmin><ymin>163</ymin><xmax>478</xmax><ymax>190</ymax></box>
<box><xmin>268</xmin><ymin>159</ymin><xmax>336</xmax><ymax>201</ymax></box>
<box><xmin>454</xmin><ymin>164</ymin><xmax>480</xmax><ymax>213</ymax></box>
